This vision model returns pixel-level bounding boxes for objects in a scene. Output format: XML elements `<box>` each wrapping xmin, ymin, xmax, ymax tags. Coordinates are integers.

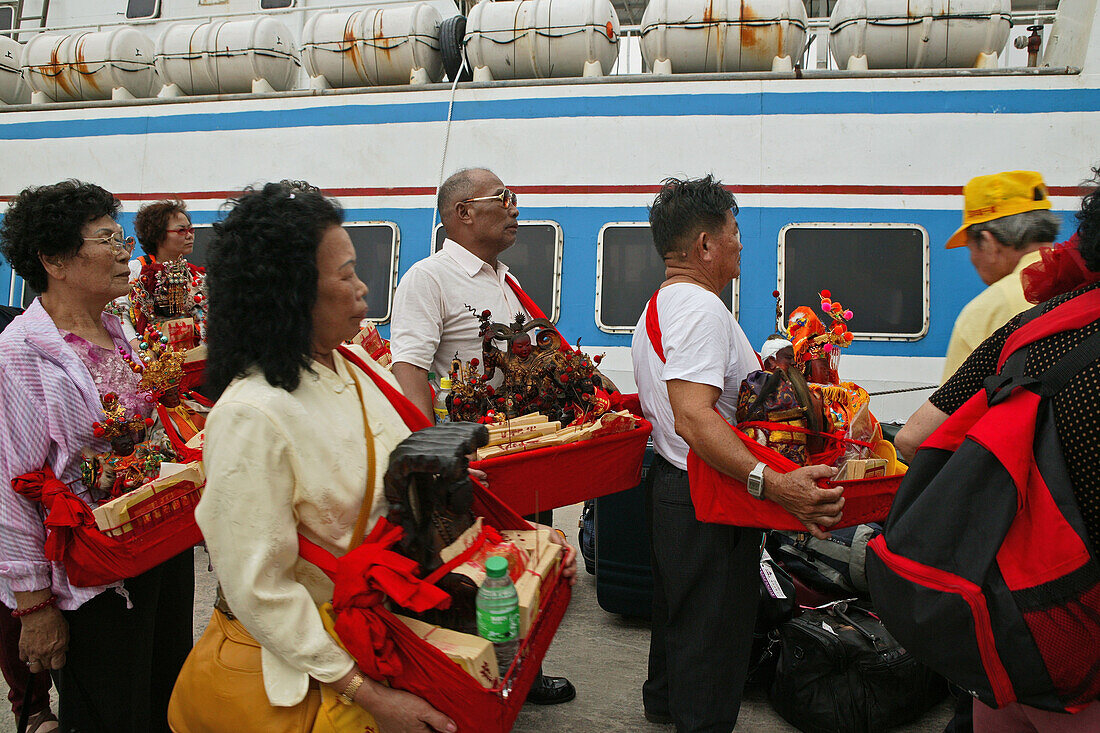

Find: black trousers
<box><xmin>643</xmin><ymin>455</ymin><xmax>761</xmax><ymax>733</ymax></box>
<box><xmin>53</xmin><ymin>548</ymin><xmax>194</xmax><ymax>733</ymax></box>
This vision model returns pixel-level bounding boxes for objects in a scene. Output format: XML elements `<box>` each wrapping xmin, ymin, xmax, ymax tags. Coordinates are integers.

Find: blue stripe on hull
<box><xmin>2</xmin><ymin>87</ymin><xmax>1098</xmax><ymax>140</ymax></box>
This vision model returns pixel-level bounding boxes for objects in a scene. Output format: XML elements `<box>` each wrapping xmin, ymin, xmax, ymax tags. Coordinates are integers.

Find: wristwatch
<box><xmin>338</xmin><ymin>671</ymin><xmax>366</xmax><ymax>706</ymax></box>
<box><xmin>747</xmin><ymin>462</ymin><xmax>767</xmax><ymax>499</ymax></box>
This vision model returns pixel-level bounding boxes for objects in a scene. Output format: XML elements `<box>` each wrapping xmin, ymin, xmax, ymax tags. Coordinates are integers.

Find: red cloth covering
<box><xmin>299</xmin><ymin>489</ymin><xmax>568</xmax><ymax>733</ymax></box>
<box><xmin>687</xmin><ymin>424</ymin><xmax>900</xmax><ymax>530</ymax></box>
<box><xmin>158</xmin><ymin>392</ymin><xmax>213</xmax><ymax>463</ymax></box>
<box><xmin>1021</xmin><ymin>235</ymin><xmax>1100</xmax><ymax>304</ymax></box>
<box><xmin>10</xmin><ymin>466</ymin><xmax>202</xmax><ymax>587</ymax></box>
<box><xmin>471</xmin><ymin>419</ymin><xmax>652</xmax><ymax>516</ymax></box>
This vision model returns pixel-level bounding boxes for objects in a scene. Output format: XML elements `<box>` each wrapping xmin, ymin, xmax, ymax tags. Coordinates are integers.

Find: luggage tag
<box><xmin>760</xmin><ymin>549</ymin><xmax>787</xmax><ymax>600</ymax></box>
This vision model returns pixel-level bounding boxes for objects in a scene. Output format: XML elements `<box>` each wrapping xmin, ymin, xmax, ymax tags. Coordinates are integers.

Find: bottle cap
<box><xmin>440</xmin><ymin>377</ymin><xmax>452</xmax><ymax>389</ymax></box>
<box><xmin>485</xmin><ymin>555</ymin><xmax>509</xmax><ymax>578</ymax></box>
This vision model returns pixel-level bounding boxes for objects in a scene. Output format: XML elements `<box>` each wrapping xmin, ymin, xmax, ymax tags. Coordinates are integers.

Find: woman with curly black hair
<box><xmin>179</xmin><ymin>182</ymin><xmax>456</xmax><ymax>733</ymax></box>
<box><xmin>0</xmin><ymin>180</ymin><xmax>194</xmax><ymax>733</ymax></box>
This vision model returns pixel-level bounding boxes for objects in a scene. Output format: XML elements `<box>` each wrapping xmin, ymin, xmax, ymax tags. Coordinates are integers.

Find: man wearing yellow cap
<box><xmin>941</xmin><ymin>170</ymin><xmax>1060</xmax><ymax>380</ymax></box>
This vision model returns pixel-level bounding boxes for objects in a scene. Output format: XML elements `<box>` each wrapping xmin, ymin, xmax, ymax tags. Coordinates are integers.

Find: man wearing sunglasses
<box><xmin>390</xmin><ymin>168</ymin><xmax>577</xmax><ymax>706</ymax></box>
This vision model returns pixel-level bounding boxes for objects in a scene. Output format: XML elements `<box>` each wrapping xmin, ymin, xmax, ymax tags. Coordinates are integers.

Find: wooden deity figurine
<box><xmin>81</xmin><ymin>393</ymin><xmax>175</xmax><ymax>499</ymax></box>
<box><xmin>450</xmin><ymin>308</ymin><xmax>609</xmax><ymax>425</ymax></box>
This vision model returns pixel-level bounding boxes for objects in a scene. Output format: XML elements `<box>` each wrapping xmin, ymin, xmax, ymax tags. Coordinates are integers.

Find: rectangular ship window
<box><xmin>186</xmin><ymin>225</ymin><xmax>215</xmax><ymax>270</ymax></box>
<box><xmin>347</xmin><ymin>223</ymin><xmax>400</xmax><ymax>324</ymax></box>
<box><xmin>778</xmin><ymin>223</ymin><xmax>929</xmax><ymax>340</ymax></box>
<box><xmin>260</xmin><ymin>0</ymin><xmax>295</xmax><ymax>8</ymax></box>
<box><xmin>0</xmin><ymin>6</ymin><xmax>14</xmax><ymax>33</ymax></box>
<box><xmin>596</xmin><ymin>223</ymin><xmax>733</xmax><ymax>333</ymax></box>
<box><xmin>433</xmin><ymin>221</ymin><xmax>563</xmax><ymax>322</ymax></box>
<box><xmin>125</xmin><ymin>0</ymin><xmax>160</xmax><ymax>19</ymax></box>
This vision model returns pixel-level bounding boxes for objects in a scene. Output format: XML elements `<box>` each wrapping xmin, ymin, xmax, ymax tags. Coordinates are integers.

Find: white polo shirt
<box><xmin>631</xmin><ymin>282</ymin><xmax>759</xmax><ymax>470</ymax></box>
<box><xmin>390</xmin><ymin>239</ymin><xmax>529</xmax><ymax>383</ymax></box>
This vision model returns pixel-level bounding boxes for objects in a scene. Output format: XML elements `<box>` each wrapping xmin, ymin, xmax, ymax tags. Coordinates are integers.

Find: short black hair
<box><xmin>0</xmin><ymin>180</ymin><xmax>121</xmax><ymax>293</ymax></box>
<box><xmin>1077</xmin><ymin>166</ymin><xmax>1100</xmax><ymax>272</ymax></box>
<box><xmin>133</xmin><ymin>199</ymin><xmax>189</xmax><ymax>257</ymax></box>
<box><xmin>648</xmin><ymin>175</ymin><xmax>738</xmax><ymax>258</ymax></box>
<box><xmin>204</xmin><ymin>181</ymin><xmax>344</xmax><ymax>399</ymax></box>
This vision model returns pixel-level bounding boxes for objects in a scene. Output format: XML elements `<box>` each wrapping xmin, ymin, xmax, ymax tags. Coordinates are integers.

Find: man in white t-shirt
<box><xmin>631</xmin><ymin>176</ymin><xmax>845</xmax><ymax>732</ymax></box>
<box><xmin>389</xmin><ymin>168</ymin><xmax>576</xmax><ymax>706</ymax></box>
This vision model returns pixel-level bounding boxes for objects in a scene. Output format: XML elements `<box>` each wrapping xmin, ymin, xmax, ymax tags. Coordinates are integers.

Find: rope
<box><xmin>431</xmin><ymin>54</ymin><xmax>468</xmax><ymax>250</ymax></box>
<box><xmin>866</xmin><ymin>384</ymin><xmax>938</xmax><ymax>396</ymax></box>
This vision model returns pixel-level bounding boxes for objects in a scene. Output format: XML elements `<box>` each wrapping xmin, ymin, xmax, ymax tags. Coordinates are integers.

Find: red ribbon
<box><xmin>1021</xmin><ymin>235</ymin><xmax>1100</xmax><ymax>304</ymax></box>
<box><xmin>11</xmin><ymin>466</ymin><xmax>98</xmax><ymax>563</ymax></box>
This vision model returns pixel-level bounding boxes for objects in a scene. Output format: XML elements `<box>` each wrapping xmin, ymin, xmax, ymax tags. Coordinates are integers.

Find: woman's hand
<box><xmin>16</xmin><ymin>591</ymin><xmax>68</xmax><ymax>673</ymax></box>
<box><xmin>535</xmin><ymin>523</ymin><xmax>578</xmax><ymax>587</ymax></box>
<box><xmin>353</xmin><ymin>675</ymin><xmax>456</xmax><ymax>733</ymax></box>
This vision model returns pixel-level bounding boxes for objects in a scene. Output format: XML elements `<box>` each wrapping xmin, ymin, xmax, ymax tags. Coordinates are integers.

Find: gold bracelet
<box><xmin>337</xmin><ymin>671</ymin><xmax>366</xmax><ymax>706</ymax></box>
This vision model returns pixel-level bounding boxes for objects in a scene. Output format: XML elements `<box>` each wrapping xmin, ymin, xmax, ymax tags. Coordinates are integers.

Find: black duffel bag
<box><xmin>769</xmin><ymin>601</ymin><xmax>946</xmax><ymax>733</ymax></box>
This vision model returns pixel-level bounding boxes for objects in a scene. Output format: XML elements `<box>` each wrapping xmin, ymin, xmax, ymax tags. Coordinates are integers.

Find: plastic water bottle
<box><xmin>476</xmin><ymin>555</ymin><xmax>520</xmax><ymax>678</ymax></box>
<box><xmin>434</xmin><ymin>377</ymin><xmax>452</xmax><ymax>424</ymax></box>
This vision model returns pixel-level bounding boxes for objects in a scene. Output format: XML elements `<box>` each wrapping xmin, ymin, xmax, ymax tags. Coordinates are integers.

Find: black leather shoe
<box><xmin>525</xmin><ymin>674</ymin><xmax>577</xmax><ymax>705</ymax></box>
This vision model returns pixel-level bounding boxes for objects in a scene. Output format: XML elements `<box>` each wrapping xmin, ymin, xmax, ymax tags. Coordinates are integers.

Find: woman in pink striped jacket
<box><xmin>0</xmin><ymin>181</ymin><xmax>193</xmax><ymax>733</ymax></box>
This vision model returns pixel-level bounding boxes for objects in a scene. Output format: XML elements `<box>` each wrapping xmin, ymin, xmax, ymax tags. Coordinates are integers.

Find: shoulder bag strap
<box><xmin>645</xmin><ymin>291</ymin><xmax>665</xmax><ymax>363</ymax></box>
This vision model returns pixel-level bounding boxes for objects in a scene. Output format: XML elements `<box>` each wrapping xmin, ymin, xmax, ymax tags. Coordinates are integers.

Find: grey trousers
<box><xmin>643</xmin><ymin>455</ymin><xmax>762</xmax><ymax>733</ymax></box>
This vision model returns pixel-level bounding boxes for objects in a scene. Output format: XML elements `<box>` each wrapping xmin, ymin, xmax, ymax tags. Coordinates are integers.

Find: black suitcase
<box><xmin>594</xmin><ymin>443</ymin><xmax>654</xmax><ymax>618</ymax></box>
<box><xmin>769</xmin><ymin>602</ymin><xmax>946</xmax><ymax>733</ymax></box>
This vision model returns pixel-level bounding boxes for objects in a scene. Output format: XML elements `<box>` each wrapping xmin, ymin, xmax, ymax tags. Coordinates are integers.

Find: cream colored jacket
<box><xmin>196</xmin><ymin>345</ymin><xmax>411</xmax><ymax>706</ymax></box>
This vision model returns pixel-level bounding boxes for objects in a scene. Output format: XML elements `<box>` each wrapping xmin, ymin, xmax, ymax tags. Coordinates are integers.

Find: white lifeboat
<box><xmin>0</xmin><ymin>35</ymin><xmax>29</xmax><ymax>104</ymax></box>
<box><xmin>464</xmin><ymin>0</ymin><xmax>621</xmax><ymax>81</ymax></box>
<box><xmin>829</xmin><ymin>0</ymin><xmax>1012</xmax><ymax>70</ymax></box>
<box><xmin>155</xmin><ymin>16</ymin><xmax>300</xmax><ymax>96</ymax></box>
<box><xmin>21</xmin><ymin>28</ymin><xmax>157</xmax><ymax>103</ymax></box>
<box><xmin>301</xmin><ymin>5</ymin><xmax>445</xmax><ymax>88</ymax></box>
<box><xmin>640</xmin><ymin>0</ymin><xmax>808</xmax><ymax>73</ymax></box>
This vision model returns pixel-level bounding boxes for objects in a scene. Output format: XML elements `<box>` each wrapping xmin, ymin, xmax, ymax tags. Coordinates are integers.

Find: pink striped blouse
<box><xmin>0</xmin><ymin>299</ymin><xmax>138</xmax><ymax>610</ymax></box>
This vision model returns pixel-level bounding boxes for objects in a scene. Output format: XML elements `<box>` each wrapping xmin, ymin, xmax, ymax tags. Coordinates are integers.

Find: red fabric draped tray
<box><xmin>470</xmin><ymin>418</ymin><xmax>652</xmax><ymax>517</ymax></box>
<box><xmin>10</xmin><ymin>466</ymin><xmax>202</xmax><ymax>587</ymax></box>
<box><xmin>298</xmin><ymin>480</ymin><xmax>569</xmax><ymax>733</ymax></box>
<box><xmin>687</xmin><ymin>422</ymin><xmax>902</xmax><ymax>531</ymax></box>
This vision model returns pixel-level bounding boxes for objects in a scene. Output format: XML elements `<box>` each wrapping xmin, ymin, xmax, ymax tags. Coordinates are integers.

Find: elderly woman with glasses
<box><xmin>0</xmin><ymin>180</ymin><xmax>194</xmax><ymax>733</ymax></box>
<box><xmin>114</xmin><ymin>198</ymin><xmax>208</xmax><ymax>350</ymax></box>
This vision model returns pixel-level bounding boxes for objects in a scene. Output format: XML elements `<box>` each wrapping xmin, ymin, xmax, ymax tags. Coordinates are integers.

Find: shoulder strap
<box><xmin>986</xmin><ymin>289</ymin><xmax>1100</xmax><ymax>406</ymax></box>
<box><xmin>997</xmin><ymin>288</ymin><xmax>1100</xmax><ymax>371</ymax></box>
<box><xmin>336</xmin><ymin>345</ymin><xmax>432</xmax><ymax>431</ymax></box>
<box><xmin>504</xmin><ymin>274</ymin><xmax>574</xmax><ymax>353</ymax></box>
<box><xmin>645</xmin><ymin>291</ymin><xmax>665</xmax><ymax>363</ymax></box>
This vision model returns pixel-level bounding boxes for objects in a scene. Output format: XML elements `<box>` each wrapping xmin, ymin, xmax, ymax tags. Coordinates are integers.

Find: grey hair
<box><xmin>967</xmin><ymin>209</ymin><xmax>1061</xmax><ymax>250</ymax></box>
<box><xmin>437</xmin><ymin>168</ymin><xmax>492</xmax><ymax>224</ymax></box>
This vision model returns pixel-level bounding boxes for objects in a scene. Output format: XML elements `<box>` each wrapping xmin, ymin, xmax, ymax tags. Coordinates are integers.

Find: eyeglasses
<box><xmin>459</xmin><ymin>189</ymin><xmax>518</xmax><ymax>209</ymax></box>
<box><xmin>82</xmin><ymin>232</ymin><xmax>136</xmax><ymax>256</ymax></box>
<box><xmin>166</xmin><ymin>226</ymin><xmax>195</xmax><ymax>237</ymax></box>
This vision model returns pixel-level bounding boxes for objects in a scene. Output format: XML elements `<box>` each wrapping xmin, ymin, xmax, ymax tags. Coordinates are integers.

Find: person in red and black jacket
<box><xmin>897</xmin><ymin>169</ymin><xmax>1100</xmax><ymax>732</ymax></box>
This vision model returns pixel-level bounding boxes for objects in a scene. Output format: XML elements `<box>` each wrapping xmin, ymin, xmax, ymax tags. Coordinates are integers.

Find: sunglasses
<box><xmin>167</xmin><ymin>226</ymin><xmax>195</xmax><ymax>236</ymax></box>
<box><xmin>83</xmin><ymin>231</ymin><xmax>136</xmax><ymax>257</ymax></box>
<box><xmin>459</xmin><ymin>189</ymin><xmax>518</xmax><ymax>208</ymax></box>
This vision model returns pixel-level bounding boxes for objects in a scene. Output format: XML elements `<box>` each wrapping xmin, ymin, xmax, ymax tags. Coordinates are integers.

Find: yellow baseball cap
<box><xmin>945</xmin><ymin>171</ymin><xmax>1052</xmax><ymax>249</ymax></box>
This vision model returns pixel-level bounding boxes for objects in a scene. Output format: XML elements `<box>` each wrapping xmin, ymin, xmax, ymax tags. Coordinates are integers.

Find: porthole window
<box><xmin>778</xmin><ymin>223</ymin><xmax>929</xmax><ymax>340</ymax></box>
<box><xmin>596</xmin><ymin>223</ymin><xmax>734</xmax><ymax>333</ymax></box>
<box><xmin>433</xmin><ymin>221</ymin><xmax>563</xmax><ymax>322</ymax></box>
<box><xmin>125</xmin><ymin>0</ymin><xmax>161</xmax><ymax>19</ymax></box>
